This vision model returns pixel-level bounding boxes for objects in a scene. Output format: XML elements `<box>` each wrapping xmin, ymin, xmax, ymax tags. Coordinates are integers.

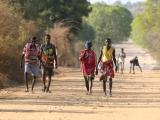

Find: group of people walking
<box><xmin>80</xmin><ymin>38</ymin><xmax>143</xmax><ymax>96</ymax></box>
<box><xmin>21</xmin><ymin>34</ymin><xmax>57</xmax><ymax>93</ymax></box>
<box><xmin>80</xmin><ymin>38</ymin><xmax>117</xmax><ymax>96</ymax></box>
<box><xmin>21</xmin><ymin>35</ymin><xmax>142</xmax><ymax>97</ymax></box>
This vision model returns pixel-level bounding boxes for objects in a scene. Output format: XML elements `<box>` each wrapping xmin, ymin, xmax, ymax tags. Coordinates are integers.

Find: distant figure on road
<box><xmin>129</xmin><ymin>56</ymin><xmax>142</xmax><ymax>74</ymax></box>
<box><xmin>117</xmin><ymin>48</ymin><xmax>126</xmax><ymax>74</ymax></box>
<box><xmin>40</xmin><ymin>34</ymin><xmax>58</xmax><ymax>93</ymax></box>
<box><xmin>21</xmin><ymin>37</ymin><xmax>40</xmax><ymax>93</ymax></box>
<box><xmin>79</xmin><ymin>41</ymin><xmax>96</xmax><ymax>95</ymax></box>
<box><xmin>96</xmin><ymin>38</ymin><xmax>117</xmax><ymax>97</ymax></box>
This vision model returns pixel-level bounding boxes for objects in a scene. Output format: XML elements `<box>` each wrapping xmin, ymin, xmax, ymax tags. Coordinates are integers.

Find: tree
<box><xmin>131</xmin><ymin>0</ymin><xmax>160</xmax><ymax>62</ymax></box>
<box><xmin>113</xmin><ymin>1</ymin><xmax>144</xmax><ymax>17</ymax></box>
<box><xmin>6</xmin><ymin>0</ymin><xmax>91</xmax><ymax>32</ymax></box>
<box><xmin>84</xmin><ymin>3</ymin><xmax>133</xmax><ymax>49</ymax></box>
<box><xmin>77</xmin><ymin>20</ymin><xmax>95</xmax><ymax>41</ymax></box>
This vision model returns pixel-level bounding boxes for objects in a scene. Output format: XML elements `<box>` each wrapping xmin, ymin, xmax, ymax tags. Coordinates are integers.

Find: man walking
<box><xmin>21</xmin><ymin>37</ymin><xmax>40</xmax><ymax>93</ymax></box>
<box><xmin>79</xmin><ymin>41</ymin><xmax>96</xmax><ymax>95</ymax></box>
<box><xmin>40</xmin><ymin>34</ymin><xmax>57</xmax><ymax>93</ymax></box>
<box><xmin>96</xmin><ymin>38</ymin><xmax>117</xmax><ymax>96</ymax></box>
<box><xmin>117</xmin><ymin>48</ymin><xmax>126</xmax><ymax>74</ymax></box>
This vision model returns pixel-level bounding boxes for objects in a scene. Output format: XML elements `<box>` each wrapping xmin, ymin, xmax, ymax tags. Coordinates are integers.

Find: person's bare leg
<box><xmin>31</xmin><ymin>76</ymin><xmax>36</xmax><ymax>93</ymax></box>
<box><xmin>133</xmin><ymin>64</ymin><xmax>135</xmax><ymax>74</ymax></box>
<box><xmin>129</xmin><ymin>63</ymin><xmax>132</xmax><ymax>73</ymax></box>
<box><xmin>46</xmin><ymin>75</ymin><xmax>52</xmax><ymax>93</ymax></box>
<box><xmin>84</xmin><ymin>76</ymin><xmax>89</xmax><ymax>94</ymax></box>
<box><xmin>117</xmin><ymin>62</ymin><xmax>119</xmax><ymax>73</ymax></box>
<box><xmin>109</xmin><ymin>78</ymin><xmax>112</xmax><ymax>97</ymax></box>
<box><xmin>89</xmin><ymin>76</ymin><xmax>94</xmax><ymax>94</ymax></box>
<box><xmin>139</xmin><ymin>65</ymin><xmax>142</xmax><ymax>72</ymax></box>
<box><xmin>24</xmin><ymin>72</ymin><xmax>29</xmax><ymax>92</ymax></box>
<box><xmin>42</xmin><ymin>74</ymin><xmax>47</xmax><ymax>92</ymax></box>
<box><xmin>120</xmin><ymin>62</ymin><xmax>123</xmax><ymax>74</ymax></box>
<box><xmin>103</xmin><ymin>76</ymin><xmax>107</xmax><ymax>96</ymax></box>
<box><xmin>122</xmin><ymin>62</ymin><xmax>124</xmax><ymax>74</ymax></box>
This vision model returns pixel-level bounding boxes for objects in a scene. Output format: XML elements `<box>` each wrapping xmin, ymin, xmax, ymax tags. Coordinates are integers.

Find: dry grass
<box><xmin>50</xmin><ymin>22</ymin><xmax>84</xmax><ymax>67</ymax></box>
<box><xmin>0</xmin><ymin>1</ymin><xmax>84</xmax><ymax>88</ymax></box>
<box><xmin>0</xmin><ymin>1</ymin><xmax>40</xmax><ymax>88</ymax></box>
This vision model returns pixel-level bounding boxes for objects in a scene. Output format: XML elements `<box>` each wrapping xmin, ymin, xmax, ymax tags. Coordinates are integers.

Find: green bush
<box><xmin>131</xmin><ymin>0</ymin><xmax>160</xmax><ymax>63</ymax></box>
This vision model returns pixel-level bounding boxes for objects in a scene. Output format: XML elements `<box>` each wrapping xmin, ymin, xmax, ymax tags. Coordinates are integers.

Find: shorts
<box><xmin>24</xmin><ymin>63</ymin><xmax>39</xmax><ymax>77</ymax></box>
<box><xmin>118</xmin><ymin>58</ymin><xmax>125</xmax><ymax>63</ymax></box>
<box><xmin>42</xmin><ymin>66</ymin><xmax>54</xmax><ymax>77</ymax></box>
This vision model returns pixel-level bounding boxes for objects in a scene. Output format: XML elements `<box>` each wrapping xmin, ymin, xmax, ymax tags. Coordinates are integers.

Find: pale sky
<box><xmin>89</xmin><ymin>0</ymin><xmax>145</xmax><ymax>4</ymax></box>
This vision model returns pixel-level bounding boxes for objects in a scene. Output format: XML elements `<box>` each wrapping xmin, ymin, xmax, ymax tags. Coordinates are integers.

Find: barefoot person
<box><xmin>40</xmin><ymin>34</ymin><xmax>57</xmax><ymax>93</ymax></box>
<box><xmin>129</xmin><ymin>56</ymin><xmax>142</xmax><ymax>74</ymax></box>
<box><xmin>117</xmin><ymin>48</ymin><xmax>126</xmax><ymax>74</ymax></box>
<box><xmin>21</xmin><ymin>37</ymin><xmax>40</xmax><ymax>92</ymax></box>
<box><xmin>96</xmin><ymin>38</ymin><xmax>117</xmax><ymax>96</ymax></box>
<box><xmin>79</xmin><ymin>41</ymin><xmax>96</xmax><ymax>95</ymax></box>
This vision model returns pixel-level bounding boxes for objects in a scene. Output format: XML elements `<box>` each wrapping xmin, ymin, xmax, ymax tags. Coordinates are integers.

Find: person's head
<box><xmin>105</xmin><ymin>38</ymin><xmax>112</xmax><ymax>47</ymax></box>
<box><xmin>31</xmin><ymin>36</ymin><xmax>37</xmax><ymax>44</ymax></box>
<box><xmin>45</xmin><ymin>34</ymin><xmax>51</xmax><ymax>43</ymax></box>
<box><xmin>85</xmin><ymin>41</ymin><xmax>92</xmax><ymax>49</ymax></box>
<box><xmin>121</xmin><ymin>48</ymin><xmax>124</xmax><ymax>52</ymax></box>
<box><xmin>135</xmin><ymin>56</ymin><xmax>138</xmax><ymax>59</ymax></box>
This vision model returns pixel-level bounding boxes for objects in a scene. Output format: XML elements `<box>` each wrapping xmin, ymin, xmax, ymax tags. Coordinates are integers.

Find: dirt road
<box><xmin>0</xmin><ymin>41</ymin><xmax>160</xmax><ymax>120</ymax></box>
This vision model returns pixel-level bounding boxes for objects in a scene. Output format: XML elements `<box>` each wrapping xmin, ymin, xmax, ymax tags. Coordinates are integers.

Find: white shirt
<box><xmin>118</xmin><ymin>52</ymin><xmax>126</xmax><ymax>63</ymax></box>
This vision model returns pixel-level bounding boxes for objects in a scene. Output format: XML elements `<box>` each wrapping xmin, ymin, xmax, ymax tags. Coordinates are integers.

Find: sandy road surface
<box><xmin>0</xmin><ymin>41</ymin><xmax>160</xmax><ymax>120</ymax></box>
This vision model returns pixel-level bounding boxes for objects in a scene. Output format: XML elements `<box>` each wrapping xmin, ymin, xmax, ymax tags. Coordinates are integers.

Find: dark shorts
<box><xmin>42</xmin><ymin>66</ymin><xmax>54</xmax><ymax>76</ymax></box>
<box><xmin>130</xmin><ymin>60</ymin><xmax>139</xmax><ymax>66</ymax></box>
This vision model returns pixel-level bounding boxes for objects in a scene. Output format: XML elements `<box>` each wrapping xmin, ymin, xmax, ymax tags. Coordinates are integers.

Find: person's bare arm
<box><xmin>21</xmin><ymin>45</ymin><xmax>26</xmax><ymax>69</ymax></box>
<box><xmin>96</xmin><ymin>50</ymin><xmax>102</xmax><ymax>75</ymax></box>
<box><xmin>97</xmin><ymin>50</ymin><xmax>102</xmax><ymax>66</ymax></box>
<box><xmin>95</xmin><ymin>52</ymin><xmax>97</xmax><ymax>68</ymax></box>
<box><xmin>39</xmin><ymin>45</ymin><xmax>43</xmax><ymax>68</ymax></box>
<box><xmin>113</xmin><ymin>49</ymin><xmax>117</xmax><ymax>71</ymax></box>
<box><xmin>53</xmin><ymin>46</ymin><xmax>58</xmax><ymax>68</ymax></box>
<box><xmin>80</xmin><ymin>50</ymin><xmax>89</xmax><ymax>62</ymax></box>
<box><xmin>20</xmin><ymin>54</ymin><xmax>24</xmax><ymax>69</ymax></box>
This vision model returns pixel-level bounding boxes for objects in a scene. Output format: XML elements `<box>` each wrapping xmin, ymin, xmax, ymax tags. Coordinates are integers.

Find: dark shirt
<box><xmin>130</xmin><ymin>57</ymin><xmax>139</xmax><ymax>66</ymax></box>
<box><xmin>41</xmin><ymin>43</ymin><xmax>56</xmax><ymax>67</ymax></box>
<box><xmin>41</xmin><ymin>43</ymin><xmax>56</xmax><ymax>57</ymax></box>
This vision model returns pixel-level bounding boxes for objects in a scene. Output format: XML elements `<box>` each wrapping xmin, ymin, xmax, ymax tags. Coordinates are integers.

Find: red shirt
<box><xmin>23</xmin><ymin>43</ymin><xmax>40</xmax><ymax>64</ymax></box>
<box><xmin>80</xmin><ymin>49</ymin><xmax>96</xmax><ymax>76</ymax></box>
